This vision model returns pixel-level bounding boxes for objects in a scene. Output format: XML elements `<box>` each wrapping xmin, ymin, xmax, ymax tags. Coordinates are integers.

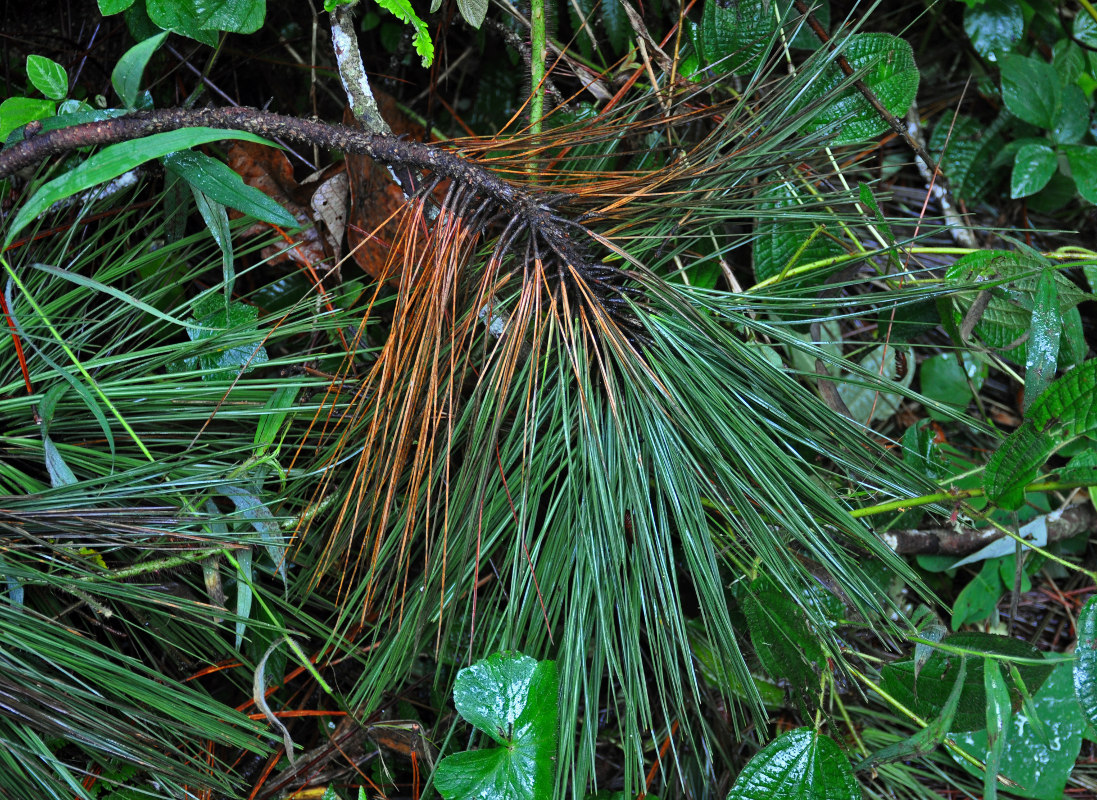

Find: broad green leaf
<box><xmin>456</xmin><ymin>0</ymin><xmax>488</xmax><ymax>27</ymax></box>
<box><xmin>1026</xmin><ymin>170</ymin><xmax>1079</xmax><ymax>213</ymax></box>
<box><xmin>234</xmin><ymin>546</ymin><xmax>253</xmax><ymax>650</ymax></box>
<box><xmin>39</xmin><ymin>384</ymin><xmax>78</xmax><ymax>488</ymax></box>
<box><xmin>1063</xmin><ymin>145</ymin><xmax>1097</xmax><ymax>204</ymax></box>
<box><xmin>983</xmin><ymin>420</ymin><xmax>1054</xmax><ymax>510</ymax></box>
<box><xmin>742</xmin><ymin>576</ymin><xmax>826</xmax><ymax>691</ymax></box>
<box><xmin>1052</xmin><ymin>39</ymin><xmax>1085</xmax><ymax>83</ymax></box>
<box><xmin>929</xmin><ymin>111</ymin><xmax>1004</xmax><ymax>201</ymax></box>
<box><xmin>880</xmin><ymin>632</ymin><xmax>1054</xmax><ymax>732</ymax></box>
<box><xmin>702</xmin><ymin>0</ymin><xmax>777</xmax><ymax>76</ymax></box>
<box><xmin>1023</xmin><ymin>269</ymin><xmax>1061</xmax><ymax>411</ymax></box>
<box><xmin>963</xmin><ymin>0</ymin><xmax>1023</xmax><ymax>62</ymax></box>
<box><xmin>451</xmin><ymin>652</ymin><xmax>537</xmax><ymax>744</ymax></box>
<box><xmin>188</xmin><ymin>186</ymin><xmax>234</xmax><ymax>293</ymax></box>
<box><xmin>1051</xmin><ymin>84</ymin><xmax>1088</xmax><ymax>145</ymax></box>
<box><xmin>375</xmin><ymin>0</ymin><xmax>434</xmax><ymax>66</ymax></box>
<box><xmin>950</xmin><ymin>559</ymin><xmax>1003</xmax><ymax>629</ymax></box>
<box><xmin>903</xmin><ymin>420</ymin><xmax>949</xmax><ymax>481</ymax></box>
<box><xmin>172</xmin><ymin>294</ymin><xmax>270</xmax><ymax>377</ymax></box>
<box><xmin>1000</xmin><ymin>54</ymin><xmax>1061</xmax><ymax>128</ymax></box>
<box><xmin>751</xmin><ymin>182</ymin><xmax>844</xmax><ymax>282</ymax></box>
<box><xmin>42</xmin><ymin>436</ymin><xmax>78</xmax><ymax>488</ymax></box>
<box><xmin>144</xmin><ymin>3</ymin><xmax>215</xmax><ymax>44</ymax></box>
<box><xmin>954</xmin><ymin>662</ymin><xmax>1084</xmax><ymax>800</ymax></box>
<box><xmin>163</xmin><ymin>149</ymin><xmax>297</xmax><ymax>227</ymax></box>
<box><xmin>1009</xmin><ymin>143</ymin><xmax>1056</xmax><ymax>198</ymax></box>
<box><xmin>147</xmin><ymin>0</ymin><xmax>265</xmax><ymax>37</ymax></box>
<box><xmin>434</xmin><ymin>653</ymin><xmax>558</xmax><ymax>800</ymax></box>
<box><xmin>112</xmin><ymin>30</ymin><xmax>168</xmax><ymax>109</ymax></box>
<box><xmin>254</xmin><ymin>386</ymin><xmax>301</xmax><ymax>455</ymax></box>
<box><xmin>1076</xmin><ymin>7</ymin><xmax>1097</xmax><ymax>48</ymax></box>
<box><xmin>56</xmin><ymin>98</ymin><xmax>92</xmax><ymax>114</ymax></box>
<box><xmin>601</xmin><ymin>0</ymin><xmax>632</xmax><ymax>56</ymax></box>
<box><xmin>0</xmin><ymin>96</ymin><xmax>55</xmax><ymax>142</ymax></box>
<box><xmin>857</xmin><ymin>659</ymin><xmax>968</xmax><ymax>771</ymax></box>
<box><xmin>26</xmin><ymin>55</ymin><xmax>68</xmax><ymax>101</ymax></box>
<box><xmin>798</xmin><ymin>33</ymin><xmax>919</xmax><ymax>145</ymax></box>
<box><xmin>4</xmin><ymin>128</ymin><xmax>283</xmax><ymax>247</ymax></box>
<box><xmin>983</xmin><ymin>659</ymin><xmax>1010</xmax><ymax>800</ymax></box>
<box><xmin>1068</xmin><ymin>447</ymin><xmax>1097</xmax><ymax>485</ymax></box>
<box><xmin>221</xmin><ymin>481</ymin><xmax>285</xmax><ymax>580</ymax></box>
<box><xmin>836</xmin><ymin>344</ymin><xmax>913</xmax><ymax>424</ymax></box>
<box><xmin>920</xmin><ymin>351</ymin><xmax>986</xmax><ymax>420</ymax></box>
<box><xmin>946</xmin><ymin>250</ymin><xmax>1086</xmax><ymax>370</ymax></box>
<box><xmin>198</xmin><ymin>0</ymin><xmax>265</xmax><ymax>32</ymax></box>
<box><xmin>1074</xmin><ymin>595</ymin><xmax>1097</xmax><ymax>731</ymax></box>
<box><xmin>99</xmin><ymin>0</ymin><xmax>135</xmax><ymax>11</ymax></box>
<box><xmin>726</xmin><ymin>728</ymin><xmax>859</xmax><ymax>800</ymax></box>
<box><xmin>686</xmin><ymin>620</ymin><xmax>785</xmax><ymax>705</ymax></box>
<box><xmin>985</xmin><ymin>358</ymin><xmax>1097</xmax><ymax>509</ymax></box>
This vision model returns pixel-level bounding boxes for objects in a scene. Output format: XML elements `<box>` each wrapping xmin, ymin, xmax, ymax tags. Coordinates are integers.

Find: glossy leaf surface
<box><xmin>434</xmin><ymin>653</ymin><xmax>558</xmax><ymax>800</ymax></box>
<box><xmin>954</xmin><ymin>662</ymin><xmax>1083</xmax><ymax>800</ymax></box>
<box><xmin>798</xmin><ymin>33</ymin><xmax>919</xmax><ymax>145</ymax></box>
<box><xmin>726</xmin><ymin>728</ymin><xmax>859</xmax><ymax>800</ymax></box>
<box><xmin>4</xmin><ymin>128</ymin><xmax>283</xmax><ymax>247</ymax></box>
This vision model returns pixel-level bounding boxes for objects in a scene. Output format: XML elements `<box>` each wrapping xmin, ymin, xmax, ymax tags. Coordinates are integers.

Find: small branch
<box><xmin>0</xmin><ymin>107</ymin><xmax>616</xmax><ymax>301</ymax></box>
<box><xmin>904</xmin><ymin>108</ymin><xmax>977</xmax><ymax>249</ymax></box>
<box><xmin>880</xmin><ymin>503</ymin><xmax>1095</xmax><ymax>556</ymax></box>
<box><xmin>0</xmin><ymin>108</ymin><xmax>517</xmax><ymax>204</ymax></box>
<box><xmin>329</xmin><ymin>1</ymin><xmax>392</xmax><ymax>135</ymax></box>
<box><xmin>852</xmin><ymin>479</ymin><xmax>1097</xmax><ymax>519</ymax></box>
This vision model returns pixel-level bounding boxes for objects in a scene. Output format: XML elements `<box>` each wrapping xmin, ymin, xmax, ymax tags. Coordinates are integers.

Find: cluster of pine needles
<box><xmin>281</xmin><ymin>51</ymin><xmax>940</xmax><ymax>796</ymax></box>
<box><xmin>0</xmin><ymin>22</ymin><xmax>954</xmax><ymax>800</ymax></box>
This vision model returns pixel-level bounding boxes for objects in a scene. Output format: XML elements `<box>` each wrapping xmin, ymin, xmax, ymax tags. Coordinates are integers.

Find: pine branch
<box><xmin>2</xmin><ymin>108</ymin><xmax>504</xmax><ymax>198</ymax></box>
<box><xmin>2</xmin><ymin>108</ymin><xmax>649</xmax><ymax>321</ymax></box>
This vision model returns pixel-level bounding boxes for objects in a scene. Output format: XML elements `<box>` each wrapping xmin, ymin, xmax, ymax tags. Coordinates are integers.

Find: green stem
<box><xmin>1080</xmin><ymin>0</ymin><xmax>1097</xmax><ymax>26</ymax></box>
<box><xmin>748</xmin><ymin>246</ymin><xmax>1095</xmax><ymax>292</ymax></box>
<box><xmin>529</xmin><ymin>0</ymin><xmax>547</xmax><ymax>135</ymax></box>
<box><xmin>851</xmin><ymin>479</ymin><xmax>1097</xmax><ymax>519</ymax></box>
<box><xmin>78</xmin><ymin>547</ymin><xmax>231</xmax><ymax>581</ymax></box>
<box><xmin>905</xmin><ymin>636</ymin><xmax>1073</xmax><ymax>667</ymax></box>
<box><xmin>845</xmin><ymin>665</ymin><xmax>992</xmax><ymax>775</ymax></box>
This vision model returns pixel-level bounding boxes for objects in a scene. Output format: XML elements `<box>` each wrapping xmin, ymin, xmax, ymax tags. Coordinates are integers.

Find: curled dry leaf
<box><xmin>308</xmin><ymin>170</ymin><xmax>348</xmax><ymax>259</ymax></box>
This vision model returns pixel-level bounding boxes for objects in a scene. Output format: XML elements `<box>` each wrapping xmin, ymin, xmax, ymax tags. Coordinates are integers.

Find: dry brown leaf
<box><xmin>343</xmin><ymin>92</ymin><xmax>449</xmax><ymax>285</ymax></box>
<box><xmin>226</xmin><ymin>140</ymin><xmax>331</xmax><ymax>270</ymax></box>
<box><xmin>309</xmin><ymin>171</ymin><xmax>349</xmax><ymax>260</ymax></box>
